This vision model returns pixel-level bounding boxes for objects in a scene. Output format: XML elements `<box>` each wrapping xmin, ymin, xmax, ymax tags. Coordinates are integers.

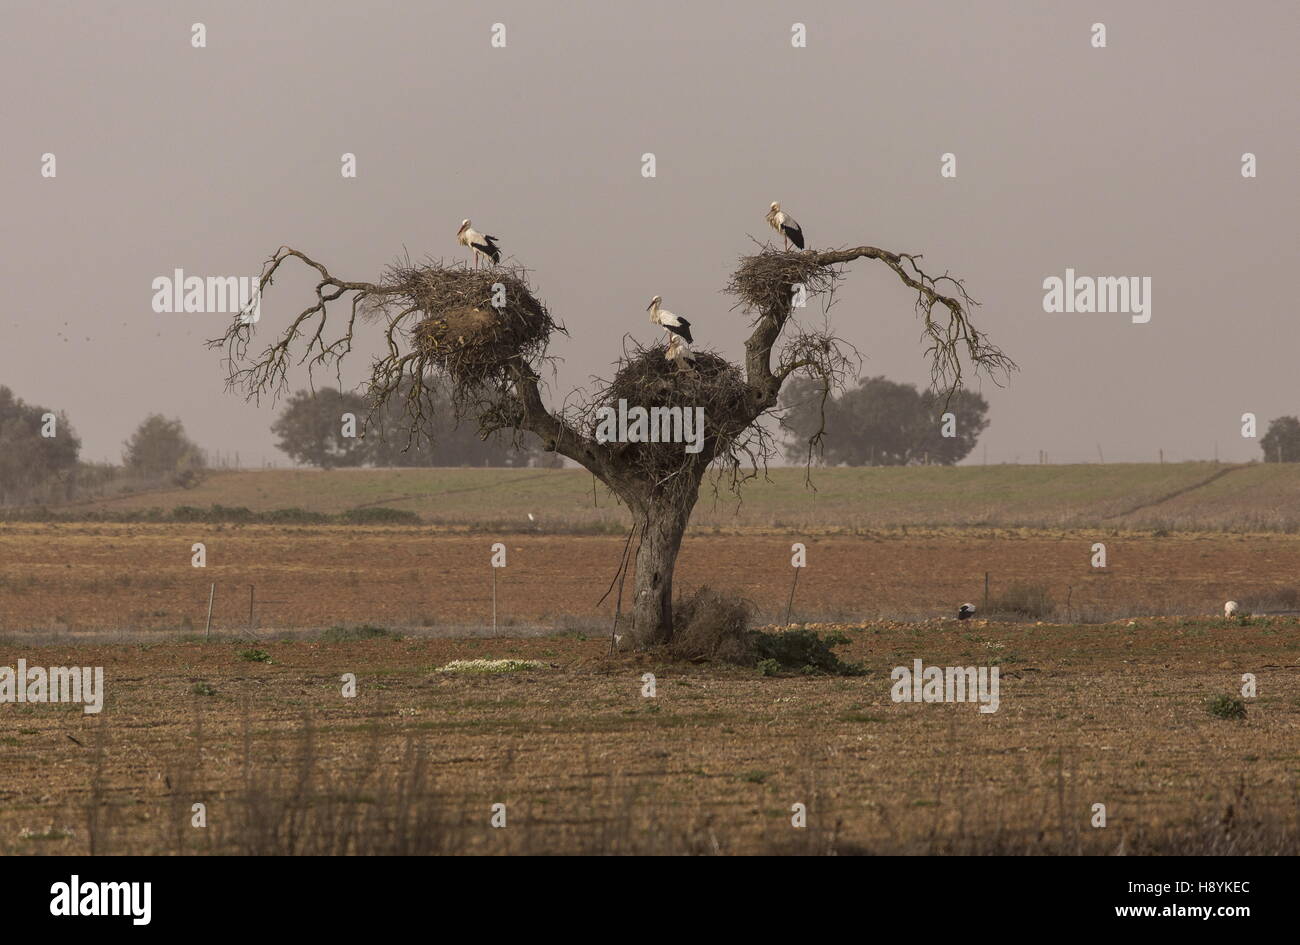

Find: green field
<box><xmin>48</xmin><ymin>462</ymin><xmax>1300</xmax><ymax>533</ymax></box>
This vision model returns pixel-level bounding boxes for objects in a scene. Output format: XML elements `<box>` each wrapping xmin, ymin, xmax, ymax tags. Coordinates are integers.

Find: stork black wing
<box><xmin>782</xmin><ymin>224</ymin><xmax>805</xmax><ymax>249</ymax></box>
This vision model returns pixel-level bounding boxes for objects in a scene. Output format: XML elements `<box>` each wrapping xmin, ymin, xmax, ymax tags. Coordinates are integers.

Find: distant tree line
<box><xmin>782</xmin><ymin>379</ymin><xmax>1300</xmax><ymax>467</ymax></box>
<box><xmin>1261</xmin><ymin>416</ymin><xmax>1300</xmax><ymax>463</ymax></box>
<box><xmin>780</xmin><ymin>375</ymin><xmax>990</xmax><ymax>465</ymax></box>
<box><xmin>0</xmin><ymin>386</ymin><xmax>208</xmax><ymax>505</ymax></box>
<box><xmin>270</xmin><ymin>379</ymin><xmax>561</xmax><ymax>469</ymax></box>
<box><xmin>3</xmin><ymin>378</ymin><xmax>1299</xmax><ymax>507</ymax></box>
<box><xmin>0</xmin><ymin>386</ymin><xmax>81</xmax><ymax>504</ymax></box>
<box><xmin>122</xmin><ymin>414</ymin><xmax>207</xmax><ymax>486</ymax></box>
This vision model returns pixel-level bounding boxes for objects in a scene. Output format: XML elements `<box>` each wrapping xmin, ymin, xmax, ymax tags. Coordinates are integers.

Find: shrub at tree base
<box><xmin>670</xmin><ymin>587</ymin><xmax>864</xmax><ymax>675</ymax></box>
<box><xmin>668</xmin><ymin>587</ymin><xmax>755</xmax><ymax>664</ymax></box>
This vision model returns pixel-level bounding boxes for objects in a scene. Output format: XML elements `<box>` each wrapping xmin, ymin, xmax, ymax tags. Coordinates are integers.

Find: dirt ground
<box><xmin>2</xmin><ymin>619</ymin><xmax>1297</xmax><ymax>854</ymax></box>
<box><xmin>2</xmin><ymin>523</ymin><xmax>1299</xmax><ymax>634</ymax></box>
<box><xmin>4</xmin><ymin>522</ymin><xmax>1298</xmax><ymax>853</ymax></box>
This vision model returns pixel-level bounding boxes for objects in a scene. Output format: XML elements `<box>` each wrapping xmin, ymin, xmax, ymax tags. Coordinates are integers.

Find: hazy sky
<box><xmin>2</xmin><ymin>0</ymin><xmax>1296</xmax><ymax>465</ymax></box>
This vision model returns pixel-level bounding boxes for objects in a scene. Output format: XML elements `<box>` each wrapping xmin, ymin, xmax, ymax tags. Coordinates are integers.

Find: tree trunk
<box><xmin>624</xmin><ymin>499</ymin><xmax>692</xmax><ymax>650</ymax></box>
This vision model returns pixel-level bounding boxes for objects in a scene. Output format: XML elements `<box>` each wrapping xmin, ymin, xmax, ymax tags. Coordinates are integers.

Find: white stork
<box><xmin>1224</xmin><ymin>600</ymin><xmax>1239</xmax><ymax>618</ymax></box>
<box><xmin>957</xmin><ymin>603</ymin><xmax>976</xmax><ymax>621</ymax></box>
<box><xmin>457</xmin><ymin>219</ymin><xmax>501</xmax><ymax>268</ymax></box>
<box><xmin>647</xmin><ymin>295</ymin><xmax>693</xmax><ymax>344</ymax></box>
<box><xmin>664</xmin><ymin>334</ymin><xmax>698</xmax><ymax>372</ymax></box>
<box><xmin>766</xmin><ymin>201</ymin><xmax>805</xmax><ymax>250</ymax></box>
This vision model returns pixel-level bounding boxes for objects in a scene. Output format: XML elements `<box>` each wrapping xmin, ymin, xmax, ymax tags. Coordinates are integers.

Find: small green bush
<box><xmin>1207</xmin><ymin>695</ymin><xmax>1247</xmax><ymax>720</ymax></box>
<box><xmin>752</xmin><ymin>628</ymin><xmax>864</xmax><ymax>676</ymax></box>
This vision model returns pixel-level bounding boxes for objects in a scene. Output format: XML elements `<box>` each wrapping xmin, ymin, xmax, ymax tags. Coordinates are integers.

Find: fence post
<box><xmin>785</xmin><ymin>567</ymin><xmax>800</xmax><ymax>626</ymax></box>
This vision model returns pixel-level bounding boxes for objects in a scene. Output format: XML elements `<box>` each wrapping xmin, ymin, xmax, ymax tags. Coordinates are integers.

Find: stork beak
<box><xmin>646</xmin><ymin>301</ymin><xmax>654</xmax><ymax>311</ymax></box>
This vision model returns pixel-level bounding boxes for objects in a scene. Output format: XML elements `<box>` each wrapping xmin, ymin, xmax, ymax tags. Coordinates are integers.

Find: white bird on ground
<box><xmin>766</xmin><ymin>201</ymin><xmax>805</xmax><ymax>250</ymax></box>
<box><xmin>957</xmin><ymin>603</ymin><xmax>976</xmax><ymax>620</ymax></box>
<box><xmin>1224</xmin><ymin>600</ymin><xmax>1239</xmax><ymax>618</ymax></box>
<box><xmin>456</xmin><ymin>219</ymin><xmax>501</xmax><ymax>268</ymax></box>
<box><xmin>647</xmin><ymin>295</ymin><xmax>693</xmax><ymax>343</ymax></box>
<box><xmin>664</xmin><ymin>334</ymin><xmax>698</xmax><ymax>372</ymax></box>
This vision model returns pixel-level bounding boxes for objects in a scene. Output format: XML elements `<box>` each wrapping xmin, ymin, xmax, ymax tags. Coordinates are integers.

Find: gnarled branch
<box><xmin>732</xmin><ymin>244</ymin><xmax>1015</xmax><ymax>422</ymax></box>
<box><xmin>206</xmin><ymin>247</ymin><xmax>616</xmax><ymax>481</ymax></box>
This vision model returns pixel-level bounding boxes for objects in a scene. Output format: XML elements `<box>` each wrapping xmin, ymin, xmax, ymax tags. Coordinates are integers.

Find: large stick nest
<box><xmin>603</xmin><ymin>343</ymin><xmax>748</xmax><ymax>422</ymax></box>
<box><xmin>576</xmin><ymin>340</ymin><xmax>756</xmax><ymax>492</ymax></box>
<box><xmin>727</xmin><ymin>249</ymin><xmax>838</xmax><ymax>322</ymax></box>
<box><xmin>390</xmin><ymin>262</ymin><xmax>559</xmax><ymax>388</ymax></box>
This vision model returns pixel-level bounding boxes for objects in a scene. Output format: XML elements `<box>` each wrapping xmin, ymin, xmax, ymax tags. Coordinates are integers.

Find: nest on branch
<box><xmin>576</xmin><ymin>339</ymin><xmax>757</xmax><ymax>492</ymax></box>
<box><xmin>726</xmin><ymin>249</ymin><xmax>839</xmax><ymax>320</ymax></box>
<box><xmin>389</xmin><ymin>262</ymin><xmax>559</xmax><ymax>389</ymax></box>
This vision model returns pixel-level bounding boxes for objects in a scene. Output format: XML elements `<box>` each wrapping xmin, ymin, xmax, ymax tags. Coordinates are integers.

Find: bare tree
<box><xmin>211</xmin><ymin>242</ymin><xmax>1013</xmax><ymax>650</ymax></box>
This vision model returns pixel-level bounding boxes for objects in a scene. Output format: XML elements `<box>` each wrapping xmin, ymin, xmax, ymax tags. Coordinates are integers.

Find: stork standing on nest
<box><xmin>647</xmin><ymin>295</ymin><xmax>693</xmax><ymax>344</ymax></box>
<box><xmin>664</xmin><ymin>334</ymin><xmax>698</xmax><ymax>372</ymax></box>
<box><xmin>457</xmin><ymin>219</ymin><xmax>501</xmax><ymax>268</ymax></box>
<box><xmin>765</xmin><ymin>201</ymin><xmax>805</xmax><ymax>250</ymax></box>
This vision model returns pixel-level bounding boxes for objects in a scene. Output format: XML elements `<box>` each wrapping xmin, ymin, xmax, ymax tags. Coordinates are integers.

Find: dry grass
<box><xmin>987</xmin><ymin>582</ymin><xmax>1056</xmax><ymax>619</ymax></box>
<box><xmin>4</xmin><ymin>621</ymin><xmax>1298</xmax><ymax>855</ymax></box>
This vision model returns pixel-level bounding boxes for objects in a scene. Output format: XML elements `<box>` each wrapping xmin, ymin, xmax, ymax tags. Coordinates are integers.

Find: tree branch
<box><xmin>207</xmin><ymin>247</ymin><xmax>618</xmax><ymax>484</ymax></box>
<box><xmin>506</xmin><ymin>361</ymin><xmax>618</xmax><ymax>483</ymax></box>
<box><xmin>736</xmin><ymin>245</ymin><xmax>1015</xmax><ymax>419</ymax></box>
